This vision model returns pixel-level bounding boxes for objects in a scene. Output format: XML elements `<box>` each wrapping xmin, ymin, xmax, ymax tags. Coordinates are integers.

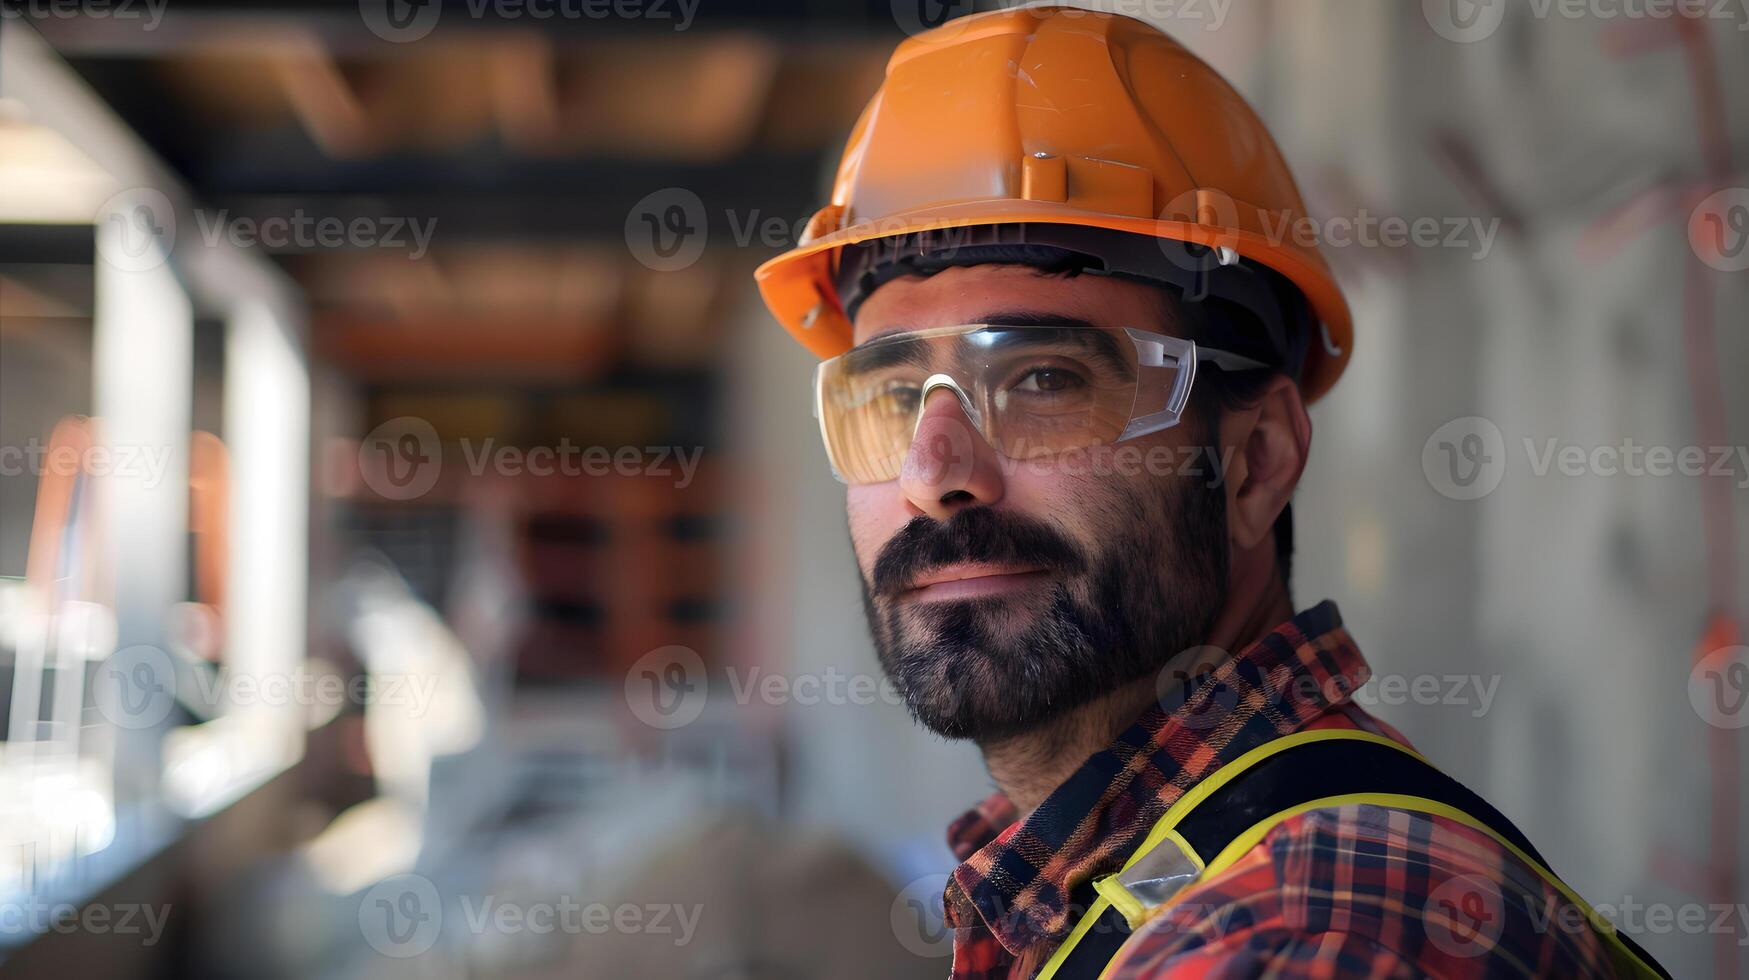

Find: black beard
<box><xmin>858</xmin><ymin>477</ymin><xmax>1228</xmax><ymax>743</ymax></box>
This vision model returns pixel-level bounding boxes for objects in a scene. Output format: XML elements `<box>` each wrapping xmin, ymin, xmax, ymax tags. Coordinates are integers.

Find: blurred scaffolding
<box><xmin>0</xmin><ymin>5</ymin><xmax>924</xmax><ymax>977</ymax></box>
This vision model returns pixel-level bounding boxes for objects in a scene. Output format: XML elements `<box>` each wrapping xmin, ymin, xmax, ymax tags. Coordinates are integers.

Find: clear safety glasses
<box><xmin>814</xmin><ymin>323</ymin><xmax>1268</xmax><ymax>485</ymax></box>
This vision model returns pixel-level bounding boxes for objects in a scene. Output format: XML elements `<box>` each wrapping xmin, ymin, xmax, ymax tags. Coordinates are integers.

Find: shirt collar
<box><xmin>941</xmin><ymin>600</ymin><xmax>1371</xmax><ymax>956</ymax></box>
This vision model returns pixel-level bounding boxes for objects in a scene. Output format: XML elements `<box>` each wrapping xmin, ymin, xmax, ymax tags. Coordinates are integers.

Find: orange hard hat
<box><xmin>754</xmin><ymin>5</ymin><xmax>1352</xmax><ymax>402</ymax></box>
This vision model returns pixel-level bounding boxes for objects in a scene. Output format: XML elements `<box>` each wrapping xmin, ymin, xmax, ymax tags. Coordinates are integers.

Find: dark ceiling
<box><xmin>34</xmin><ymin>0</ymin><xmax>927</xmax><ymax>241</ymax></box>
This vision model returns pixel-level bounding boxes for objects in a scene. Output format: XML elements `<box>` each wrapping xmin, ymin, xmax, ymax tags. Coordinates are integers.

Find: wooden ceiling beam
<box><xmin>264</xmin><ymin>33</ymin><xmax>382</xmax><ymax>157</ymax></box>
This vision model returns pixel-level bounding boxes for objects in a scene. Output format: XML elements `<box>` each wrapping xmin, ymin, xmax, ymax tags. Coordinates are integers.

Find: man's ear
<box><xmin>1217</xmin><ymin>375</ymin><xmax>1311</xmax><ymax>552</ymax></box>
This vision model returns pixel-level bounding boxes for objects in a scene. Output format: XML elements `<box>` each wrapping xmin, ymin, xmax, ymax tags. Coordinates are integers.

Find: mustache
<box><xmin>869</xmin><ymin>506</ymin><xmax>1087</xmax><ymax>597</ymax></box>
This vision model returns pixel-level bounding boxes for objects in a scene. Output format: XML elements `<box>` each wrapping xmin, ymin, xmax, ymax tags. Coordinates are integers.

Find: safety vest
<box><xmin>1036</xmin><ymin>729</ymin><xmax>1670</xmax><ymax>980</ymax></box>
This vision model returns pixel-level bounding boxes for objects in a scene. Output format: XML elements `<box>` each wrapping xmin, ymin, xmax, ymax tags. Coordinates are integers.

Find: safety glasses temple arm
<box><xmin>1195</xmin><ymin>347</ymin><xmax>1271</xmax><ymax>372</ymax></box>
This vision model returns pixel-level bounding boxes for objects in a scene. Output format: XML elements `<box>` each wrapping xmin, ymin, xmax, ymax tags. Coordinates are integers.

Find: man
<box><xmin>755</xmin><ymin>7</ymin><xmax>1667</xmax><ymax>978</ymax></box>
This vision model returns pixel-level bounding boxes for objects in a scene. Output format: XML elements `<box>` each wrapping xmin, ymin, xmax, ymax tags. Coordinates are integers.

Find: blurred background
<box><xmin>0</xmin><ymin>1</ymin><xmax>1745</xmax><ymax>977</ymax></box>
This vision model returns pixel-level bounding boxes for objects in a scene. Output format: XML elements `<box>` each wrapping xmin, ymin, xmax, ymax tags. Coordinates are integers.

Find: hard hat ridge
<box><xmin>756</xmin><ymin>4</ymin><xmax>1352</xmax><ymax>401</ymax></box>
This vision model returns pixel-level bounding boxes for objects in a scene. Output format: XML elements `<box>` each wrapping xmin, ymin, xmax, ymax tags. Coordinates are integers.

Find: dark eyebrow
<box><xmin>846</xmin><ymin>312</ymin><xmax>1137</xmax><ymax>377</ymax></box>
<box><xmin>977</xmin><ymin>322</ymin><xmax>1132</xmax><ymax>376</ymax></box>
<box><xmin>850</xmin><ymin>310</ymin><xmax>1104</xmax><ymax>352</ymax></box>
<box><xmin>980</xmin><ymin>312</ymin><xmax>1104</xmax><ymax>330</ymax></box>
<box><xmin>844</xmin><ymin>334</ymin><xmax>937</xmax><ymax>373</ymax></box>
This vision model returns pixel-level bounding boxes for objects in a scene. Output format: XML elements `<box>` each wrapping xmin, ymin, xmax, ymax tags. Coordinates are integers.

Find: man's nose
<box><xmin>899</xmin><ymin>386</ymin><xmax>1004</xmax><ymax>519</ymax></box>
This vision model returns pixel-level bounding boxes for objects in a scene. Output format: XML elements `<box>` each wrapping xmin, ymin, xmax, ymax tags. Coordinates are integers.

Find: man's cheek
<box><xmin>845</xmin><ymin>486</ymin><xmax>893</xmax><ymax>577</ymax></box>
<box><xmin>1014</xmin><ymin>442</ymin><xmax>1145</xmax><ymax>487</ymax></box>
<box><xmin>1005</xmin><ymin>452</ymin><xmax>1116</xmax><ymax>523</ymax></box>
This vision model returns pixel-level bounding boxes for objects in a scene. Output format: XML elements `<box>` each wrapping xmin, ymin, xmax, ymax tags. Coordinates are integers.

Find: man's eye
<box><xmin>846</xmin><ymin>379</ymin><xmax>920</xmax><ymax>413</ymax></box>
<box><xmin>879</xmin><ymin>384</ymin><xmax>921</xmax><ymax>414</ymax></box>
<box><xmin>1015</xmin><ymin>368</ymin><xmax>1085</xmax><ymax>393</ymax></box>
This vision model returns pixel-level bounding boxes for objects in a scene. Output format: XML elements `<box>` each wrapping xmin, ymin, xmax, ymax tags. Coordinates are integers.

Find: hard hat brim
<box><xmin>755</xmin><ymin>201</ymin><xmax>1352</xmax><ymax>404</ymax></box>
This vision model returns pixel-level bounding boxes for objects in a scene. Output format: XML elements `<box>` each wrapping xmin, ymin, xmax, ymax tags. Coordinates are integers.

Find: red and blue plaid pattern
<box><xmin>941</xmin><ymin>601</ymin><xmax>1619</xmax><ymax>979</ymax></box>
<box><xmin>1104</xmin><ymin>802</ymin><xmax>1618</xmax><ymax>978</ymax></box>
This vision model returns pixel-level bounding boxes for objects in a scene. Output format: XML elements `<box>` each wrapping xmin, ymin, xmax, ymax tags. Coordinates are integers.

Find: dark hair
<box><xmin>1175</xmin><ymin>295</ymin><xmax>1296</xmax><ymax>596</ymax></box>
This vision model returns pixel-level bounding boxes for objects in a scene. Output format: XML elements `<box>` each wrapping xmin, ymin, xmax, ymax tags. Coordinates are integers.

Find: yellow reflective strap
<box><xmin>1146</xmin><ymin>729</ymin><xmax>1437</xmax><ymax>849</ymax></box>
<box><xmin>1034</xmin><ymin>730</ymin><xmax>1393</xmax><ymax>979</ymax></box>
<box><xmin>1027</xmin><ymin>730</ymin><xmax>1665</xmax><ymax>980</ymax></box>
<box><xmin>1094</xmin><ymin>826</ymin><xmax>1206</xmax><ymax>930</ymax></box>
<box><xmin>1200</xmin><ymin>792</ymin><xmax>1663</xmax><ymax>980</ymax></box>
<box><xmin>1091</xmin><ymin>875</ymin><xmax>1146</xmax><ymax>929</ymax></box>
<box><xmin>1034</xmin><ymin>892</ymin><xmax>1116</xmax><ymax>980</ymax></box>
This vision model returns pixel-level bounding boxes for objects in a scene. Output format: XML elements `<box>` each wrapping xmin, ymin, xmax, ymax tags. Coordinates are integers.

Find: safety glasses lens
<box><xmin>817</xmin><ymin>325</ymin><xmax>1169</xmax><ymax>484</ymax></box>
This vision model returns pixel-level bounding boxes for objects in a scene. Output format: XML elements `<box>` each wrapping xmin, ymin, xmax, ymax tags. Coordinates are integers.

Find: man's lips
<box><xmin>901</xmin><ymin>563</ymin><xmax>1051</xmax><ymax>602</ymax></box>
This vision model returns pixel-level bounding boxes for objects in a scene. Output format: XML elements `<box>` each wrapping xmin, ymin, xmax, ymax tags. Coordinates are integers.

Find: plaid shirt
<box><xmin>942</xmin><ymin>601</ymin><xmax>1619</xmax><ymax>979</ymax></box>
